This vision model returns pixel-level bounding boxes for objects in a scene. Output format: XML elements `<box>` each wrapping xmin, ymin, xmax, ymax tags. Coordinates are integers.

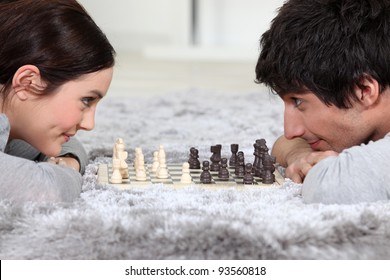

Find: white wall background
<box><xmin>78</xmin><ymin>0</ymin><xmax>285</xmax><ymax>60</ymax></box>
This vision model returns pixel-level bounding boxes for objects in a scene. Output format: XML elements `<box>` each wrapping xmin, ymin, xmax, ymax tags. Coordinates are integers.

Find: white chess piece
<box><xmin>137</xmin><ymin>152</ymin><xmax>145</xmax><ymax>167</ymax></box>
<box><xmin>112</xmin><ymin>138</ymin><xmax>128</xmax><ymax>178</ymax></box>
<box><xmin>152</xmin><ymin>151</ymin><xmax>159</xmax><ymax>173</ymax></box>
<box><xmin>180</xmin><ymin>162</ymin><xmax>192</xmax><ymax>184</ymax></box>
<box><xmin>135</xmin><ymin>164</ymin><xmax>147</xmax><ymax>181</ymax></box>
<box><xmin>158</xmin><ymin>144</ymin><xmax>166</xmax><ymax>158</ymax></box>
<box><xmin>157</xmin><ymin>149</ymin><xmax>168</xmax><ymax>179</ymax></box>
<box><xmin>134</xmin><ymin>147</ymin><xmax>143</xmax><ymax>170</ymax></box>
<box><xmin>110</xmin><ymin>158</ymin><xmax>122</xmax><ymax>184</ymax></box>
<box><xmin>113</xmin><ymin>138</ymin><xmax>125</xmax><ymax>159</ymax></box>
<box><xmin>115</xmin><ymin>139</ymin><xmax>129</xmax><ymax>179</ymax></box>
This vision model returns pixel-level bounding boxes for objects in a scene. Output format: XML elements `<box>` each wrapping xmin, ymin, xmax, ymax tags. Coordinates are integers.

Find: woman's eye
<box><xmin>82</xmin><ymin>97</ymin><xmax>96</xmax><ymax>106</ymax></box>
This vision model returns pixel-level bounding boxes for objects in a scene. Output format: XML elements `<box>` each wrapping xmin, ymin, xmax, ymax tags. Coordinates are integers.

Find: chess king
<box><xmin>255</xmin><ymin>0</ymin><xmax>390</xmax><ymax>204</ymax></box>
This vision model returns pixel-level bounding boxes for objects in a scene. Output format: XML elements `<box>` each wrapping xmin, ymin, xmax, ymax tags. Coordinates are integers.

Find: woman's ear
<box><xmin>12</xmin><ymin>65</ymin><xmax>46</xmax><ymax>100</ymax></box>
<box><xmin>355</xmin><ymin>75</ymin><xmax>380</xmax><ymax>107</ymax></box>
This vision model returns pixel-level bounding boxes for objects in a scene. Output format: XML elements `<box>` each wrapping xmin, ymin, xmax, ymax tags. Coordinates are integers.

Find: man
<box><xmin>255</xmin><ymin>0</ymin><xmax>390</xmax><ymax>204</ymax></box>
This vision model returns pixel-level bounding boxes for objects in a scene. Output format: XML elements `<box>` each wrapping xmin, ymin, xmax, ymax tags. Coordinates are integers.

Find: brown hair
<box><xmin>256</xmin><ymin>0</ymin><xmax>390</xmax><ymax>108</ymax></box>
<box><xmin>0</xmin><ymin>0</ymin><xmax>115</xmax><ymax>100</ymax></box>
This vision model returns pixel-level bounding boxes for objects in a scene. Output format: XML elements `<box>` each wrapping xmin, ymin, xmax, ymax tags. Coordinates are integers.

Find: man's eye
<box><xmin>292</xmin><ymin>97</ymin><xmax>303</xmax><ymax>107</ymax></box>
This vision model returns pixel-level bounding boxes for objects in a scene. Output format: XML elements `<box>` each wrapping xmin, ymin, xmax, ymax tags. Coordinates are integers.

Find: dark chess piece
<box><xmin>259</xmin><ymin>143</ymin><xmax>270</xmax><ymax>177</ymax></box>
<box><xmin>253</xmin><ymin>139</ymin><xmax>266</xmax><ymax>176</ymax></box>
<box><xmin>188</xmin><ymin>147</ymin><xmax>201</xmax><ymax>169</ymax></box>
<box><xmin>200</xmin><ymin>160</ymin><xmax>212</xmax><ymax>184</ymax></box>
<box><xmin>218</xmin><ymin>158</ymin><xmax>230</xmax><ymax>181</ymax></box>
<box><xmin>210</xmin><ymin>144</ymin><xmax>222</xmax><ymax>171</ymax></box>
<box><xmin>229</xmin><ymin>144</ymin><xmax>239</xmax><ymax>167</ymax></box>
<box><xmin>235</xmin><ymin>151</ymin><xmax>245</xmax><ymax>177</ymax></box>
<box><xmin>261</xmin><ymin>154</ymin><xmax>275</xmax><ymax>184</ymax></box>
<box><xmin>243</xmin><ymin>163</ymin><xmax>254</xmax><ymax>184</ymax></box>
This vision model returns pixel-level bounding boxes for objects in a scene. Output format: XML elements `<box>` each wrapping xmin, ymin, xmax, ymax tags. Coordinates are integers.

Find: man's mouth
<box><xmin>308</xmin><ymin>140</ymin><xmax>321</xmax><ymax>150</ymax></box>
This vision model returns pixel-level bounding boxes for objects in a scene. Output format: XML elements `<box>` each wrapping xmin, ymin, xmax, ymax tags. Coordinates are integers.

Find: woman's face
<box><xmin>9</xmin><ymin>67</ymin><xmax>113</xmax><ymax>156</ymax></box>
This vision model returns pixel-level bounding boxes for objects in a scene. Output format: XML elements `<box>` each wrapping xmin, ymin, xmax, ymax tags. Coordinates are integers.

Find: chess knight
<box><xmin>113</xmin><ymin>138</ymin><xmax>129</xmax><ymax>179</ymax></box>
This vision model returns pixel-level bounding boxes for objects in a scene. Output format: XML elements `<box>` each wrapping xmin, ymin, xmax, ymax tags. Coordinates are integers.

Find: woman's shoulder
<box><xmin>0</xmin><ymin>114</ymin><xmax>10</xmax><ymax>152</ymax></box>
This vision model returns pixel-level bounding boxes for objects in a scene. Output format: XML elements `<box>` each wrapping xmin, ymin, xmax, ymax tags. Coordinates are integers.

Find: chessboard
<box><xmin>97</xmin><ymin>162</ymin><xmax>285</xmax><ymax>190</ymax></box>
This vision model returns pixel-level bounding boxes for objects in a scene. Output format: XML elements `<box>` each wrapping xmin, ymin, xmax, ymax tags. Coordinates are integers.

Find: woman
<box><xmin>0</xmin><ymin>0</ymin><xmax>115</xmax><ymax>203</ymax></box>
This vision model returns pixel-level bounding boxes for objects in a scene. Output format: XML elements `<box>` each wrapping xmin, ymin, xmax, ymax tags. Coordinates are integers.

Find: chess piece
<box><xmin>252</xmin><ymin>140</ymin><xmax>259</xmax><ymax>173</ymax></box>
<box><xmin>210</xmin><ymin>144</ymin><xmax>222</xmax><ymax>171</ymax></box>
<box><xmin>188</xmin><ymin>147</ymin><xmax>201</xmax><ymax>169</ymax></box>
<box><xmin>113</xmin><ymin>138</ymin><xmax>129</xmax><ymax>179</ymax></box>
<box><xmin>134</xmin><ymin>147</ymin><xmax>143</xmax><ymax>170</ymax></box>
<box><xmin>135</xmin><ymin>164</ymin><xmax>147</xmax><ymax>181</ymax></box>
<box><xmin>152</xmin><ymin>151</ymin><xmax>159</xmax><ymax>173</ymax></box>
<box><xmin>235</xmin><ymin>151</ymin><xmax>245</xmax><ymax>177</ymax></box>
<box><xmin>200</xmin><ymin>160</ymin><xmax>212</xmax><ymax>184</ymax></box>
<box><xmin>113</xmin><ymin>138</ymin><xmax>124</xmax><ymax>160</ymax></box>
<box><xmin>218</xmin><ymin>158</ymin><xmax>230</xmax><ymax>181</ymax></box>
<box><xmin>157</xmin><ymin>147</ymin><xmax>169</xmax><ymax>179</ymax></box>
<box><xmin>110</xmin><ymin>158</ymin><xmax>122</xmax><ymax>184</ymax></box>
<box><xmin>261</xmin><ymin>154</ymin><xmax>276</xmax><ymax>184</ymax></box>
<box><xmin>229</xmin><ymin>144</ymin><xmax>239</xmax><ymax>167</ymax></box>
<box><xmin>258</xmin><ymin>142</ymin><xmax>269</xmax><ymax>177</ymax></box>
<box><xmin>180</xmin><ymin>162</ymin><xmax>192</xmax><ymax>184</ymax></box>
<box><xmin>136</xmin><ymin>152</ymin><xmax>145</xmax><ymax>170</ymax></box>
<box><xmin>158</xmin><ymin>144</ymin><xmax>166</xmax><ymax>159</ymax></box>
<box><xmin>243</xmin><ymin>163</ymin><xmax>254</xmax><ymax>184</ymax></box>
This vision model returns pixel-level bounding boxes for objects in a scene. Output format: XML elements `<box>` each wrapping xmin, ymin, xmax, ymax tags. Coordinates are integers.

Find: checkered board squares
<box><xmin>97</xmin><ymin>163</ymin><xmax>285</xmax><ymax>190</ymax></box>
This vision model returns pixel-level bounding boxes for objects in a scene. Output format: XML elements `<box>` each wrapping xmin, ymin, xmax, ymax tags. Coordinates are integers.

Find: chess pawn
<box><xmin>180</xmin><ymin>162</ymin><xmax>192</xmax><ymax>184</ymax></box>
<box><xmin>152</xmin><ymin>151</ymin><xmax>159</xmax><ymax>173</ymax></box>
<box><xmin>200</xmin><ymin>160</ymin><xmax>212</xmax><ymax>184</ymax></box>
<box><xmin>261</xmin><ymin>155</ymin><xmax>276</xmax><ymax>184</ymax></box>
<box><xmin>218</xmin><ymin>158</ymin><xmax>229</xmax><ymax>181</ymax></box>
<box><xmin>110</xmin><ymin>158</ymin><xmax>122</xmax><ymax>184</ymax></box>
<box><xmin>243</xmin><ymin>163</ymin><xmax>254</xmax><ymax>184</ymax></box>
<box><xmin>157</xmin><ymin>162</ymin><xmax>169</xmax><ymax>179</ymax></box>
<box><xmin>135</xmin><ymin>165</ymin><xmax>147</xmax><ymax>181</ymax></box>
<box><xmin>188</xmin><ymin>147</ymin><xmax>201</xmax><ymax>169</ymax></box>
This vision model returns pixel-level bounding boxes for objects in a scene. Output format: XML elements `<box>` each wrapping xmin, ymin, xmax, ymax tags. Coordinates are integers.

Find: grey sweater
<box><xmin>303</xmin><ymin>133</ymin><xmax>390</xmax><ymax>204</ymax></box>
<box><xmin>0</xmin><ymin>114</ymin><xmax>88</xmax><ymax>204</ymax></box>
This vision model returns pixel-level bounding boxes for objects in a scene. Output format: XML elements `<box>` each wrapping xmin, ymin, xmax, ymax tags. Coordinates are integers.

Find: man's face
<box><xmin>281</xmin><ymin>92</ymin><xmax>374</xmax><ymax>152</ymax></box>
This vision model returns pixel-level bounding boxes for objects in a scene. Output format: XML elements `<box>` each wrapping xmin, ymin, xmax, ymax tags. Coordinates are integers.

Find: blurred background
<box><xmin>77</xmin><ymin>0</ymin><xmax>285</xmax><ymax>96</ymax></box>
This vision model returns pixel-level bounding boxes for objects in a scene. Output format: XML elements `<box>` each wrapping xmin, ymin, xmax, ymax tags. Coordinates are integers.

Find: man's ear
<box><xmin>12</xmin><ymin>65</ymin><xmax>46</xmax><ymax>100</ymax></box>
<box><xmin>355</xmin><ymin>75</ymin><xmax>380</xmax><ymax>107</ymax></box>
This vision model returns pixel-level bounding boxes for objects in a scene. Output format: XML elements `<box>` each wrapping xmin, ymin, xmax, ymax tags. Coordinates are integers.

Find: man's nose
<box><xmin>284</xmin><ymin>107</ymin><xmax>305</xmax><ymax>139</ymax></box>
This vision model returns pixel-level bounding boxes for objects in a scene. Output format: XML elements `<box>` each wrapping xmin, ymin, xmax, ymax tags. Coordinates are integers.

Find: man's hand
<box><xmin>271</xmin><ymin>136</ymin><xmax>338</xmax><ymax>183</ymax></box>
<box><xmin>285</xmin><ymin>150</ymin><xmax>338</xmax><ymax>183</ymax></box>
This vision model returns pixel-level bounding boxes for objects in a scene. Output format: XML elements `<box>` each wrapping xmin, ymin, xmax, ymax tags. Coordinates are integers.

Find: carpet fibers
<box><xmin>1</xmin><ymin>90</ymin><xmax>389</xmax><ymax>259</ymax></box>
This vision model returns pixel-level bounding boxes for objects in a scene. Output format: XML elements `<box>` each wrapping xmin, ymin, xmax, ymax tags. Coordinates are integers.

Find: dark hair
<box><xmin>255</xmin><ymin>0</ymin><xmax>390</xmax><ymax>108</ymax></box>
<box><xmin>0</xmin><ymin>0</ymin><xmax>115</xmax><ymax>100</ymax></box>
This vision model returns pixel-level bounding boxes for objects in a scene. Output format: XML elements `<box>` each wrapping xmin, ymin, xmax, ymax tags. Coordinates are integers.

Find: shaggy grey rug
<box><xmin>1</xmin><ymin>89</ymin><xmax>390</xmax><ymax>259</ymax></box>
